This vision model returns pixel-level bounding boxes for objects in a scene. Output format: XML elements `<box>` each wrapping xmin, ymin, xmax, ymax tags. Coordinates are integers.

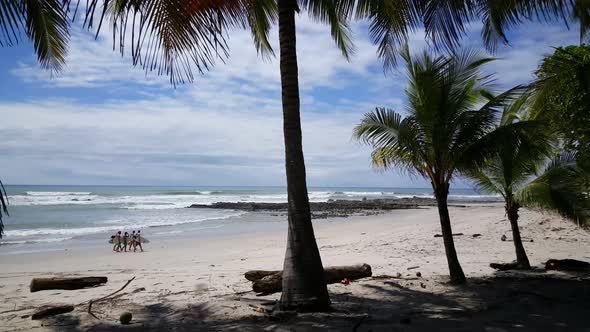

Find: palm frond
<box><xmin>0</xmin><ymin>0</ymin><xmax>69</xmax><ymax>73</ymax></box>
<box><xmin>466</xmin><ymin>164</ymin><xmax>506</xmax><ymax>197</ymax></box>
<box><xmin>457</xmin><ymin>85</ymin><xmax>530</xmax><ymax>171</ymax></box>
<box><xmin>301</xmin><ymin>0</ymin><xmax>354</xmax><ymax>59</ymax></box>
<box><xmin>248</xmin><ymin>0</ymin><xmax>276</xmax><ymax>59</ymax></box>
<box><xmin>353</xmin><ymin>107</ymin><xmax>430</xmax><ymax>177</ymax></box>
<box><xmin>478</xmin><ymin>0</ymin><xmax>574</xmax><ymax>52</ymax></box>
<box><xmin>573</xmin><ymin>0</ymin><xmax>590</xmax><ymax>44</ymax></box>
<box><xmin>517</xmin><ymin>152</ymin><xmax>590</xmax><ymax>226</ymax></box>
<box><xmin>421</xmin><ymin>0</ymin><xmax>477</xmax><ymax>53</ymax></box>
<box><xmin>353</xmin><ymin>107</ymin><xmax>403</xmax><ymax>147</ymax></box>
<box><xmin>0</xmin><ymin>179</ymin><xmax>9</xmax><ymax>239</ymax></box>
<box><xmin>86</xmin><ymin>0</ymin><xmax>257</xmax><ymax>85</ymax></box>
<box><xmin>351</xmin><ymin>0</ymin><xmax>420</xmax><ymax>70</ymax></box>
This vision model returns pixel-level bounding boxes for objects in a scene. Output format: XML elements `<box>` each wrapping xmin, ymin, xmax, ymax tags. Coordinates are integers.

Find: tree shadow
<box><xmin>38</xmin><ymin>276</ymin><xmax>590</xmax><ymax>331</ymax></box>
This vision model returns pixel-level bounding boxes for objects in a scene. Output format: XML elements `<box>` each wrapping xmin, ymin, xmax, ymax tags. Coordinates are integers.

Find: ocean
<box><xmin>0</xmin><ymin>185</ymin><xmax>499</xmax><ymax>254</ymax></box>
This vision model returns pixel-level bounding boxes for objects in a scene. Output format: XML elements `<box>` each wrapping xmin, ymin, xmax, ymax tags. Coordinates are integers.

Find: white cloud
<box><xmin>0</xmin><ymin>92</ymin><xmax>418</xmax><ymax>186</ymax></box>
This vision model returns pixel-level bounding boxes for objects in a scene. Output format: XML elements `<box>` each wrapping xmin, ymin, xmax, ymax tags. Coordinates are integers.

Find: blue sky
<box><xmin>0</xmin><ymin>15</ymin><xmax>581</xmax><ymax>187</ymax></box>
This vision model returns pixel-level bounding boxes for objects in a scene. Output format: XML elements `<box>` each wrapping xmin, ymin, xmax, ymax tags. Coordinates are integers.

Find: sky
<box><xmin>0</xmin><ymin>13</ymin><xmax>581</xmax><ymax>188</ymax></box>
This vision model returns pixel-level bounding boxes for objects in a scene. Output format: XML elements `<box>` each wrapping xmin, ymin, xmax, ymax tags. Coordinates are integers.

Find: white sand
<box><xmin>1</xmin><ymin>204</ymin><xmax>588</xmax><ymax>331</ymax></box>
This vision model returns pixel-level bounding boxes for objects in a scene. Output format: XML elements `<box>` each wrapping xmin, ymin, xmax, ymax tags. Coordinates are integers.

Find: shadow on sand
<box><xmin>39</xmin><ymin>275</ymin><xmax>590</xmax><ymax>331</ymax></box>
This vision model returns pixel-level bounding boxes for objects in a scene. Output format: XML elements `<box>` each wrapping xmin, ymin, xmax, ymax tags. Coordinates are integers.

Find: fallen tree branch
<box><xmin>88</xmin><ymin>276</ymin><xmax>135</xmax><ymax>319</ymax></box>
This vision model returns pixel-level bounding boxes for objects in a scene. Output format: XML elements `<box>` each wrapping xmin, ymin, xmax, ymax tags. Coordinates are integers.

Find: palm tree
<box><xmin>467</xmin><ymin>97</ymin><xmax>555</xmax><ymax>269</ymax></box>
<box><xmin>353</xmin><ymin>48</ymin><xmax>520</xmax><ymax>284</ymax></box>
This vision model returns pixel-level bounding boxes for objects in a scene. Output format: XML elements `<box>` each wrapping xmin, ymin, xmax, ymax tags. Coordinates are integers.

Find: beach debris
<box><xmin>87</xmin><ymin>276</ymin><xmax>136</xmax><ymax>319</ymax></box>
<box><xmin>119</xmin><ymin>312</ymin><xmax>133</xmax><ymax>324</ymax></box>
<box><xmin>31</xmin><ymin>305</ymin><xmax>74</xmax><ymax>320</ymax></box>
<box><xmin>420</xmin><ymin>282</ymin><xmax>426</xmax><ymax>288</ymax></box>
<box><xmin>415</xmin><ymin>272</ymin><xmax>422</xmax><ymax>277</ymax></box>
<box><xmin>341</xmin><ymin>278</ymin><xmax>350</xmax><ymax>285</ymax></box>
<box><xmin>352</xmin><ymin>314</ymin><xmax>368</xmax><ymax>332</ymax></box>
<box><xmin>434</xmin><ymin>233</ymin><xmax>464</xmax><ymax>238</ymax></box>
<box><xmin>472</xmin><ymin>233</ymin><xmax>482</xmax><ymax>238</ymax></box>
<box><xmin>501</xmin><ymin>235</ymin><xmax>507</xmax><ymax>241</ymax></box>
<box><xmin>372</xmin><ymin>275</ymin><xmax>419</xmax><ymax>281</ymax></box>
<box><xmin>30</xmin><ymin>276</ymin><xmax>107</xmax><ymax>292</ymax></box>
<box><xmin>407</xmin><ymin>266</ymin><xmax>420</xmax><ymax>270</ymax></box>
<box><xmin>545</xmin><ymin>259</ymin><xmax>590</xmax><ymax>272</ymax></box>
<box><xmin>245</xmin><ymin>264</ymin><xmax>372</xmax><ymax>294</ymax></box>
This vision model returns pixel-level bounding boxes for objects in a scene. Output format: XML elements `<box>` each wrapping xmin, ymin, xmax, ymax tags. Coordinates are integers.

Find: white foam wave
<box><xmin>0</xmin><ymin>237</ymin><xmax>73</xmax><ymax>245</ymax></box>
<box><xmin>4</xmin><ymin>211</ymin><xmax>245</xmax><ymax>238</ymax></box>
<box><xmin>8</xmin><ymin>190</ymin><xmax>500</xmax><ymax>208</ymax></box>
<box><xmin>26</xmin><ymin>191</ymin><xmax>92</xmax><ymax>196</ymax></box>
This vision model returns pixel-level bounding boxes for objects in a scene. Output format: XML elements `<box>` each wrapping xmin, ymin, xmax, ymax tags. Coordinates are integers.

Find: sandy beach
<box><xmin>1</xmin><ymin>204</ymin><xmax>589</xmax><ymax>331</ymax></box>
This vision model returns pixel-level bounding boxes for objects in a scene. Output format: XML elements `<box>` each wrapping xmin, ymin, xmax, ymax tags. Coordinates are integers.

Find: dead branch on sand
<box><xmin>87</xmin><ymin>276</ymin><xmax>136</xmax><ymax>319</ymax></box>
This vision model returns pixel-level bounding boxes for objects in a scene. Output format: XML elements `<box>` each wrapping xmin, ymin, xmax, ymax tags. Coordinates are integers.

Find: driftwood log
<box><xmin>30</xmin><ymin>277</ymin><xmax>107</xmax><ymax>292</ymax></box>
<box><xmin>31</xmin><ymin>305</ymin><xmax>74</xmax><ymax>320</ymax></box>
<box><xmin>245</xmin><ymin>264</ymin><xmax>372</xmax><ymax>294</ymax></box>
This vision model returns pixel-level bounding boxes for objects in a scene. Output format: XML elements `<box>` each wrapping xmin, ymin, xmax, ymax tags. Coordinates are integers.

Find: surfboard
<box><xmin>108</xmin><ymin>237</ymin><xmax>149</xmax><ymax>244</ymax></box>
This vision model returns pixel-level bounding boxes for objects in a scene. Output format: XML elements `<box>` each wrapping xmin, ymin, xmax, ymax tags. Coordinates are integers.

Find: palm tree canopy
<box><xmin>468</xmin><ymin>95</ymin><xmax>555</xmax><ymax>199</ymax></box>
<box><xmin>353</xmin><ymin>47</ymin><xmax>522</xmax><ymax>189</ymax></box>
<box><xmin>3</xmin><ymin>1</ymin><xmax>585</xmax><ymax>81</ymax></box>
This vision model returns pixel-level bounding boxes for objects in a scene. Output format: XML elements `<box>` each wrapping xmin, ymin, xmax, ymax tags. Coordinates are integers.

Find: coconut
<box><xmin>119</xmin><ymin>311</ymin><xmax>132</xmax><ymax>324</ymax></box>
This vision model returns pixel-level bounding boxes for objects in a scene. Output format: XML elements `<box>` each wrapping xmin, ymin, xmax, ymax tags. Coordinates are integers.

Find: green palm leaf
<box><xmin>301</xmin><ymin>0</ymin><xmax>353</xmax><ymax>59</ymax></box>
<box><xmin>248</xmin><ymin>0</ymin><xmax>277</xmax><ymax>59</ymax></box>
<box><xmin>0</xmin><ymin>179</ymin><xmax>8</xmax><ymax>238</ymax></box>
<box><xmin>517</xmin><ymin>152</ymin><xmax>590</xmax><ymax>225</ymax></box>
<box><xmin>0</xmin><ymin>0</ymin><xmax>69</xmax><ymax>72</ymax></box>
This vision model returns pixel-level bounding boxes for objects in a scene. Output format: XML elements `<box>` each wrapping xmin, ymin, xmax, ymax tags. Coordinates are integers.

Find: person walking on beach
<box><xmin>135</xmin><ymin>230</ymin><xmax>144</xmax><ymax>252</ymax></box>
<box><xmin>130</xmin><ymin>230</ymin><xmax>137</xmax><ymax>251</ymax></box>
<box><xmin>123</xmin><ymin>232</ymin><xmax>129</xmax><ymax>252</ymax></box>
<box><xmin>113</xmin><ymin>231</ymin><xmax>122</xmax><ymax>252</ymax></box>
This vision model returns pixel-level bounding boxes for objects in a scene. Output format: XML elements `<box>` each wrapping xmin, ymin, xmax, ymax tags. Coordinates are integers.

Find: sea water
<box><xmin>0</xmin><ymin>185</ymin><xmax>499</xmax><ymax>254</ymax></box>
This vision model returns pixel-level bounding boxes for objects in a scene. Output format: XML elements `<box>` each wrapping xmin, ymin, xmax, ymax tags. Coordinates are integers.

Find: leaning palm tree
<box><xmin>467</xmin><ymin>97</ymin><xmax>555</xmax><ymax>269</ymax></box>
<box><xmin>354</xmin><ymin>47</ymin><xmax>520</xmax><ymax>284</ymax></box>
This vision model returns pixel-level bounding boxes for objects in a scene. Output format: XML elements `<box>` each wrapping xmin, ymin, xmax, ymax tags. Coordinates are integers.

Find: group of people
<box><xmin>112</xmin><ymin>230</ymin><xmax>144</xmax><ymax>252</ymax></box>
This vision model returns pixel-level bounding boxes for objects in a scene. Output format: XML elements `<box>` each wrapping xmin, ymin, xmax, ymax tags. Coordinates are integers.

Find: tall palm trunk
<box><xmin>434</xmin><ymin>182</ymin><xmax>466</xmax><ymax>284</ymax></box>
<box><xmin>277</xmin><ymin>0</ymin><xmax>330</xmax><ymax>311</ymax></box>
<box><xmin>505</xmin><ymin>198</ymin><xmax>531</xmax><ymax>269</ymax></box>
